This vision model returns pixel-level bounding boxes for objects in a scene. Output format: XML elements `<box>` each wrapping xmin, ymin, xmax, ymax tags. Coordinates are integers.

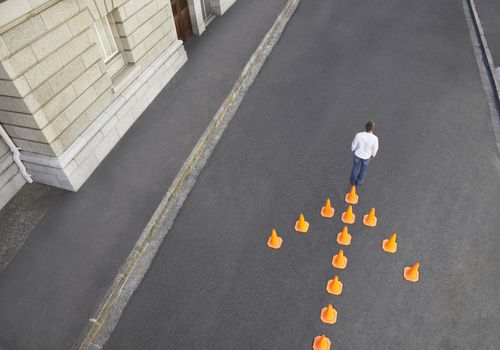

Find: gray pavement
<box><xmin>475</xmin><ymin>0</ymin><xmax>500</xmax><ymax>67</ymax></box>
<box><xmin>0</xmin><ymin>183</ymin><xmax>61</xmax><ymax>271</ymax></box>
<box><xmin>105</xmin><ymin>0</ymin><xmax>500</xmax><ymax>349</ymax></box>
<box><xmin>0</xmin><ymin>0</ymin><xmax>289</xmax><ymax>349</ymax></box>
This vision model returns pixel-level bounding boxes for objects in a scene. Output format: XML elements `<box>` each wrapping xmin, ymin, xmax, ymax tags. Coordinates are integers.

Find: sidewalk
<box><xmin>0</xmin><ymin>0</ymin><xmax>288</xmax><ymax>349</ymax></box>
<box><xmin>475</xmin><ymin>0</ymin><xmax>500</xmax><ymax>68</ymax></box>
<box><xmin>471</xmin><ymin>0</ymin><xmax>500</xmax><ymax>153</ymax></box>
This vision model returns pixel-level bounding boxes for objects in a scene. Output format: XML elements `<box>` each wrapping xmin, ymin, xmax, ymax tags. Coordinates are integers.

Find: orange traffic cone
<box><xmin>295</xmin><ymin>213</ymin><xmax>309</xmax><ymax>233</ymax></box>
<box><xmin>326</xmin><ymin>275</ymin><xmax>343</xmax><ymax>295</ymax></box>
<box><xmin>332</xmin><ymin>249</ymin><xmax>347</xmax><ymax>269</ymax></box>
<box><xmin>404</xmin><ymin>262</ymin><xmax>420</xmax><ymax>282</ymax></box>
<box><xmin>382</xmin><ymin>233</ymin><xmax>397</xmax><ymax>253</ymax></box>
<box><xmin>320</xmin><ymin>304</ymin><xmax>337</xmax><ymax>324</ymax></box>
<box><xmin>336</xmin><ymin>226</ymin><xmax>352</xmax><ymax>246</ymax></box>
<box><xmin>363</xmin><ymin>207</ymin><xmax>377</xmax><ymax>227</ymax></box>
<box><xmin>313</xmin><ymin>335</ymin><xmax>331</xmax><ymax>350</ymax></box>
<box><xmin>321</xmin><ymin>199</ymin><xmax>335</xmax><ymax>218</ymax></box>
<box><xmin>345</xmin><ymin>185</ymin><xmax>359</xmax><ymax>204</ymax></box>
<box><xmin>341</xmin><ymin>205</ymin><xmax>355</xmax><ymax>224</ymax></box>
<box><xmin>267</xmin><ymin>229</ymin><xmax>282</xmax><ymax>249</ymax></box>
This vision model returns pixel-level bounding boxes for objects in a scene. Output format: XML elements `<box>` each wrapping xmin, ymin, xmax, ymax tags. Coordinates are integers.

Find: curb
<box><xmin>71</xmin><ymin>0</ymin><xmax>302</xmax><ymax>349</ymax></box>
<box><xmin>463</xmin><ymin>0</ymin><xmax>500</xmax><ymax>154</ymax></box>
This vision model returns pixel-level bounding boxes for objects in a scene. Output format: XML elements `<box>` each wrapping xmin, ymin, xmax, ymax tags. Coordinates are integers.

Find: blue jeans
<box><xmin>350</xmin><ymin>156</ymin><xmax>370</xmax><ymax>186</ymax></box>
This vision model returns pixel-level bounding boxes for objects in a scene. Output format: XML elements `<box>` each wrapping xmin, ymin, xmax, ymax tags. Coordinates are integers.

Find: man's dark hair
<box><xmin>365</xmin><ymin>120</ymin><xmax>374</xmax><ymax>132</ymax></box>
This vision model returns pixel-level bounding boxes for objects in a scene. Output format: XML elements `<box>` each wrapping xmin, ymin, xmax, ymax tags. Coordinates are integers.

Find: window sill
<box><xmin>111</xmin><ymin>64</ymin><xmax>142</xmax><ymax>96</ymax></box>
<box><xmin>103</xmin><ymin>51</ymin><xmax>120</xmax><ymax>65</ymax></box>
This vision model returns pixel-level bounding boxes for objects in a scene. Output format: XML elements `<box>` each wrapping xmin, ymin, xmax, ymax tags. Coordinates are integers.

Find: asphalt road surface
<box><xmin>0</xmin><ymin>0</ymin><xmax>288</xmax><ymax>348</ymax></box>
<box><xmin>106</xmin><ymin>0</ymin><xmax>500</xmax><ymax>349</ymax></box>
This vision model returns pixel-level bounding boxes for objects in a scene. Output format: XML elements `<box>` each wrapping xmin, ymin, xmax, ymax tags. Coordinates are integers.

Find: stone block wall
<box><xmin>0</xmin><ymin>0</ymin><xmax>186</xmax><ymax>191</ymax></box>
<box><xmin>0</xmin><ymin>0</ymin><xmax>108</xmax><ymax>157</ymax></box>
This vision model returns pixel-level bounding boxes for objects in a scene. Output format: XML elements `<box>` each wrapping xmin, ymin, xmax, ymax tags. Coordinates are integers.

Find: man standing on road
<box><xmin>349</xmin><ymin>120</ymin><xmax>379</xmax><ymax>186</ymax></box>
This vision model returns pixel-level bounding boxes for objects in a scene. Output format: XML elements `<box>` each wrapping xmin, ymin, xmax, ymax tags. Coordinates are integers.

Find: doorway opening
<box><xmin>201</xmin><ymin>0</ymin><xmax>215</xmax><ymax>21</ymax></box>
<box><xmin>171</xmin><ymin>0</ymin><xmax>193</xmax><ymax>41</ymax></box>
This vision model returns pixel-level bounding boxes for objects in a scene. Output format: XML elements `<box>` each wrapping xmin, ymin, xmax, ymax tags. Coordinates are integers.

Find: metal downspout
<box><xmin>0</xmin><ymin>124</ymin><xmax>33</xmax><ymax>183</ymax></box>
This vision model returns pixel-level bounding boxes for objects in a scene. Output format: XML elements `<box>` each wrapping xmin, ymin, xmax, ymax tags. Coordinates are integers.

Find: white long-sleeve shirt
<box><xmin>351</xmin><ymin>131</ymin><xmax>379</xmax><ymax>160</ymax></box>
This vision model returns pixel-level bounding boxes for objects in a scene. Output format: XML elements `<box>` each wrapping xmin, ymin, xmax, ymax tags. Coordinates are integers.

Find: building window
<box><xmin>94</xmin><ymin>14</ymin><xmax>127</xmax><ymax>78</ymax></box>
<box><xmin>94</xmin><ymin>16</ymin><xmax>118</xmax><ymax>62</ymax></box>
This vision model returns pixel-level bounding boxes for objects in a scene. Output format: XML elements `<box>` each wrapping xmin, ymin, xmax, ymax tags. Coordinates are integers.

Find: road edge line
<box><xmin>72</xmin><ymin>0</ymin><xmax>302</xmax><ymax>349</ymax></box>
<box><xmin>463</xmin><ymin>0</ymin><xmax>500</xmax><ymax>155</ymax></box>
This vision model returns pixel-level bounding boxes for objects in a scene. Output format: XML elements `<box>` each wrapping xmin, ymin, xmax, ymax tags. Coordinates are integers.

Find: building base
<box><xmin>0</xmin><ymin>153</ymin><xmax>26</xmax><ymax>209</ymax></box>
<box><xmin>20</xmin><ymin>40</ymin><xmax>187</xmax><ymax>191</ymax></box>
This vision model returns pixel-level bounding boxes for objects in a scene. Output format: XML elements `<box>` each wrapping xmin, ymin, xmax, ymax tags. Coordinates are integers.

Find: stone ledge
<box><xmin>0</xmin><ymin>160</ymin><xmax>18</xmax><ymax>188</ymax></box>
<box><xmin>20</xmin><ymin>40</ymin><xmax>187</xmax><ymax>191</ymax></box>
<box><xmin>0</xmin><ymin>161</ymin><xmax>25</xmax><ymax>210</ymax></box>
<box><xmin>0</xmin><ymin>151</ymin><xmax>13</xmax><ymax>173</ymax></box>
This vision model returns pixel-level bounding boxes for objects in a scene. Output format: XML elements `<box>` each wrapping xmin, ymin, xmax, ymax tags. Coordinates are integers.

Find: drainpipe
<box><xmin>0</xmin><ymin>124</ymin><xmax>33</xmax><ymax>183</ymax></box>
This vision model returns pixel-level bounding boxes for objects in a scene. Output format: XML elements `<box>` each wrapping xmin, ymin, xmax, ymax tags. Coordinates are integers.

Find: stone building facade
<box><xmin>0</xmin><ymin>0</ymin><xmax>236</xmax><ymax>210</ymax></box>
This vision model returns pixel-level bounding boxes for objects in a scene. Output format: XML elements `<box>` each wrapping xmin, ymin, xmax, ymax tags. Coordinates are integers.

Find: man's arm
<box><xmin>372</xmin><ymin>138</ymin><xmax>379</xmax><ymax>158</ymax></box>
<box><xmin>351</xmin><ymin>134</ymin><xmax>359</xmax><ymax>153</ymax></box>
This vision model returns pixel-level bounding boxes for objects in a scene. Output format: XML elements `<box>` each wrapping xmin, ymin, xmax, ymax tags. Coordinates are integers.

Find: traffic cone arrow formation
<box><xmin>382</xmin><ymin>233</ymin><xmax>397</xmax><ymax>253</ymax></box>
<box><xmin>345</xmin><ymin>185</ymin><xmax>359</xmax><ymax>204</ymax></box>
<box><xmin>313</xmin><ymin>335</ymin><xmax>331</xmax><ymax>350</ymax></box>
<box><xmin>263</xmin><ymin>182</ymin><xmax>421</xmax><ymax>346</ymax></box>
<box><xmin>295</xmin><ymin>213</ymin><xmax>310</xmax><ymax>233</ymax></box>
<box><xmin>363</xmin><ymin>207</ymin><xmax>377</xmax><ymax>227</ymax></box>
<box><xmin>326</xmin><ymin>275</ymin><xmax>343</xmax><ymax>295</ymax></box>
<box><xmin>320</xmin><ymin>199</ymin><xmax>335</xmax><ymax>218</ymax></box>
<box><xmin>320</xmin><ymin>304</ymin><xmax>337</xmax><ymax>324</ymax></box>
<box><xmin>341</xmin><ymin>205</ymin><xmax>355</xmax><ymax>224</ymax></box>
<box><xmin>337</xmin><ymin>226</ymin><xmax>352</xmax><ymax>246</ymax></box>
<box><xmin>332</xmin><ymin>249</ymin><xmax>347</xmax><ymax>269</ymax></box>
<box><xmin>267</xmin><ymin>229</ymin><xmax>283</xmax><ymax>249</ymax></box>
<box><xmin>404</xmin><ymin>262</ymin><xmax>420</xmax><ymax>282</ymax></box>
